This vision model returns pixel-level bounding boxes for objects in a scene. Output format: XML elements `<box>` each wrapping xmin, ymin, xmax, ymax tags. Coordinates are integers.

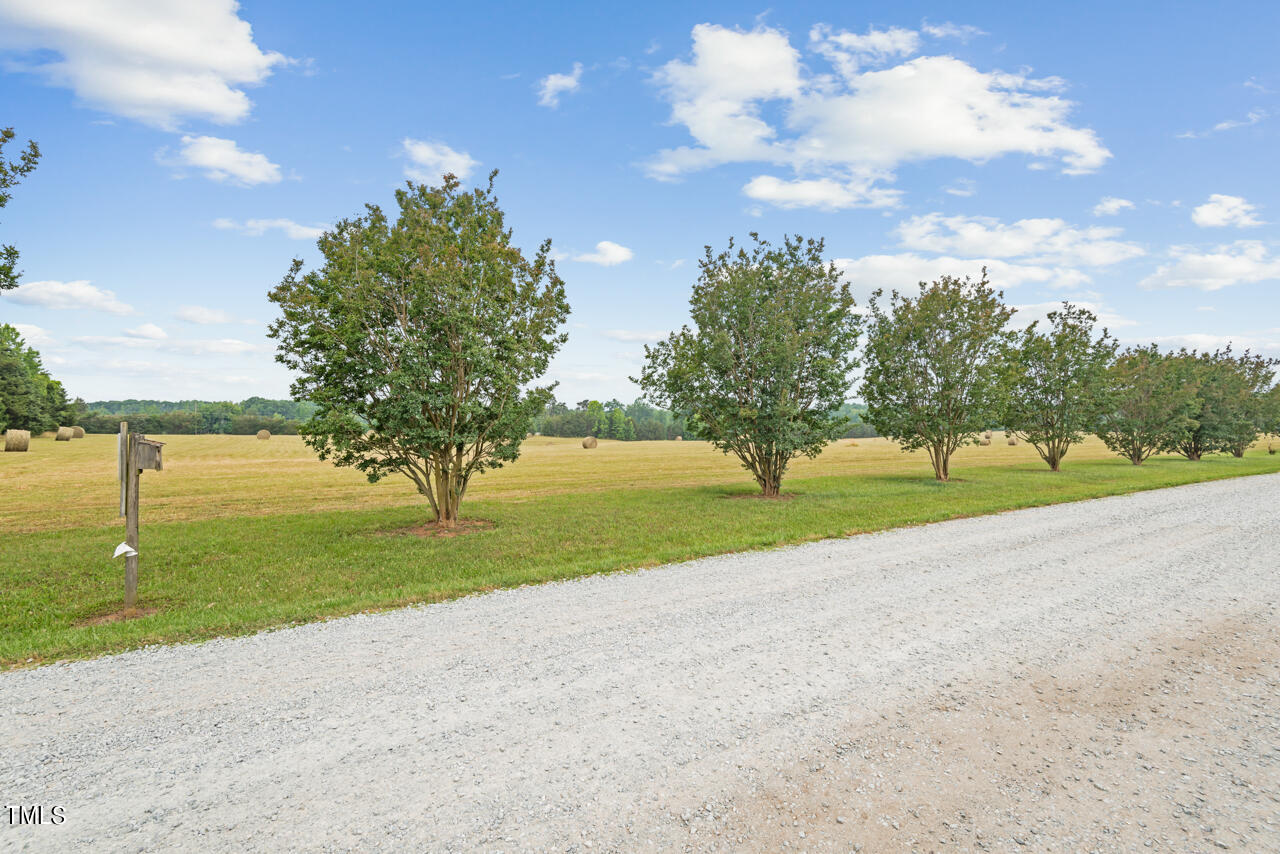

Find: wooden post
<box><xmin>125</xmin><ymin>451</ymin><xmax>140</xmax><ymax>609</ymax></box>
<box><xmin>119</xmin><ymin>421</ymin><xmax>140</xmax><ymax>610</ymax></box>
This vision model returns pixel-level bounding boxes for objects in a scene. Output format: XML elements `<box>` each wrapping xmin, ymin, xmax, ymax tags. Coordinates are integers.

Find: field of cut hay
<box><xmin>3</xmin><ymin>430</ymin><xmax>1278</xmax><ymax>666</ymax></box>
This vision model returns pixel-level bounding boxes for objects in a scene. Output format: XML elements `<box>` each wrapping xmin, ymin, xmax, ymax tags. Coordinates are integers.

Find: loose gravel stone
<box><xmin>2</xmin><ymin>473</ymin><xmax>1279</xmax><ymax>852</ymax></box>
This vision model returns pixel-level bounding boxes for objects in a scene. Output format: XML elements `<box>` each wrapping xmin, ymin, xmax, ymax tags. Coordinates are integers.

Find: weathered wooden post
<box><xmin>117</xmin><ymin>421</ymin><xmax>164</xmax><ymax>610</ymax></box>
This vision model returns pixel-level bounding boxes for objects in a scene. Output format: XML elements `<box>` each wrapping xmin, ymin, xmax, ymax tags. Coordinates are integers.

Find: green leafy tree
<box><xmin>1</xmin><ymin>127</ymin><xmax>41</xmax><ymax>291</ymax></box>
<box><xmin>1095</xmin><ymin>345</ymin><xmax>1200</xmax><ymax>464</ymax></box>
<box><xmin>1164</xmin><ymin>348</ymin><xmax>1278</xmax><ymax>460</ymax></box>
<box><xmin>1261</xmin><ymin>383</ymin><xmax>1280</xmax><ymax>438</ymax></box>
<box><xmin>269</xmin><ymin>172</ymin><xmax>569</xmax><ymax>527</ymax></box>
<box><xmin>0</xmin><ymin>323</ymin><xmax>53</xmax><ymax>431</ymax></box>
<box><xmin>606</xmin><ymin>407</ymin><xmax>629</xmax><ymax>440</ymax></box>
<box><xmin>1218</xmin><ymin>349</ymin><xmax>1277</xmax><ymax>457</ymax></box>
<box><xmin>861</xmin><ymin>270</ymin><xmax>1016</xmax><ymax>481</ymax></box>
<box><xmin>1003</xmin><ymin>303</ymin><xmax>1118</xmax><ymax>471</ymax></box>
<box><xmin>636</xmin><ymin>233</ymin><xmax>860</xmax><ymax>496</ymax></box>
<box><xmin>586</xmin><ymin>400</ymin><xmax>608</xmax><ymax>437</ymax></box>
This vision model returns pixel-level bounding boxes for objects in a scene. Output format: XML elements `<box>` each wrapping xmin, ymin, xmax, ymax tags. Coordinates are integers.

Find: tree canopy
<box><xmin>1095</xmin><ymin>345</ymin><xmax>1200</xmax><ymax>465</ymax></box>
<box><xmin>1</xmin><ymin>127</ymin><xmax>41</xmax><ymax>291</ymax></box>
<box><xmin>269</xmin><ymin>172</ymin><xmax>569</xmax><ymax>526</ymax></box>
<box><xmin>860</xmin><ymin>270</ymin><xmax>1016</xmax><ymax>481</ymax></box>
<box><xmin>0</xmin><ymin>324</ymin><xmax>82</xmax><ymax>433</ymax></box>
<box><xmin>636</xmin><ymin>233</ymin><xmax>860</xmax><ymax>496</ymax></box>
<box><xmin>1004</xmin><ymin>303</ymin><xmax>1117</xmax><ymax>471</ymax></box>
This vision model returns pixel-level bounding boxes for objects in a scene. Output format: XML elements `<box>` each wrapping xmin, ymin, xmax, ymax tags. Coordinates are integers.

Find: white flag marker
<box><xmin>113</xmin><ymin>542</ymin><xmax>138</xmax><ymax>559</ymax></box>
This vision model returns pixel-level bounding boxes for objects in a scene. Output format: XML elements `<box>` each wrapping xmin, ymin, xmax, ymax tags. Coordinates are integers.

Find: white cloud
<box><xmin>573</xmin><ymin>241</ymin><xmax>634</xmax><ymax>266</ymax></box>
<box><xmin>1178</xmin><ymin>109</ymin><xmax>1267</xmax><ymax>139</ymax></box>
<box><xmin>742</xmin><ymin>174</ymin><xmax>900</xmax><ymax>210</ymax></box>
<box><xmin>602</xmin><ymin>329</ymin><xmax>666</xmax><ymax>342</ymax></box>
<box><xmin>834</xmin><ymin>253</ymin><xmax>1090</xmax><ymax>297</ymax></box>
<box><xmin>401</xmin><ymin>138</ymin><xmax>478</xmax><ymax>182</ymax></box>
<box><xmin>0</xmin><ymin>0</ymin><xmax>286</xmax><ymax>129</ymax></box>
<box><xmin>1092</xmin><ymin>196</ymin><xmax>1134</xmax><ymax>216</ymax></box>
<box><xmin>921</xmin><ymin>22</ymin><xmax>987</xmax><ymax>41</ymax></box>
<box><xmin>894</xmin><ymin>213</ymin><xmax>1145</xmax><ymax>266</ymax></box>
<box><xmin>72</xmin><ymin>334</ymin><xmax>262</xmax><ymax>355</ymax></box>
<box><xmin>124</xmin><ymin>322</ymin><xmax>167</xmax><ymax>340</ymax></box>
<box><xmin>648</xmin><ymin>24</ymin><xmax>1109</xmax><ymax>208</ymax></box>
<box><xmin>175</xmin><ymin>305</ymin><xmax>244</xmax><ymax>325</ymax></box>
<box><xmin>1011</xmin><ymin>300</ymin><xmax>1136</xmax><ymax>330</ymax></box>
<box><xmin>1191</xmin><ymin>194</ymin><xmax>1263</xmax><ymax>228</ymax></box>
<box><xmin>174</xmin><ymin>135</ymin><xmax>280</xmax><ymax>185</ymax></box>
<box><xmin>1149</xmin><ymin>332</ymin><xmax>1280</xmax><ymax>355</ymax></box>
<box><xmin>213</xmin><ymin>217</ymin><xmax>325</xmax><ymax>240</ymax></box>
<box><xmin>537</xmin><ymin>62</ymin><xmax>583</xmax><ymax>107</ymax></box>
<box><xmin>810</xmin><ymin>25</ymin><xmax>919</xmax><ymax>79</ymax></box>
<box><xmin>943</xmin><ymin>178</ymin><xmax>976</xmax><ymax>197</ymax></box>
<box><xmin>3</xmin><ymin>279</ymin><xmax>135</xmax><ymax>315</ymax></box>
<box><xmin>1139</xmin><ymin>241</ymin><xmax>1280</xmax><ymax>291</ymax></box>
<box><xmin>10</xmin><ymin>323</ymin><xmax>53</xmax><ymax>346</ymax></box>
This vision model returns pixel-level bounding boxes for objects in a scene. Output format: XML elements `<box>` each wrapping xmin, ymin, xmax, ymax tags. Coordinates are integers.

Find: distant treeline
<box><xmin>531</xmin><ymin>398</ymin><xmax>876</xmax><ymax>441</ymax></box>
<box><xmin>78</xmin><ymin>395</ymin><xmax>878</xmax><ymax>441</ymax></box>
<box><xmin>82</xmin><ymin>397</ymin><xmax>317</xmax><ymax>435</ymax></box>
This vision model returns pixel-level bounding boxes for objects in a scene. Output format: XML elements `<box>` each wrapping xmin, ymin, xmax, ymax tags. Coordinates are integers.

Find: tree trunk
<box><xmin>930</xmin><ymin>443</ymin><xmax>950</xmax><ymax>482</ymax></box>
<box><xmin>432</xmin><ymin>467</ymin><xmax>461</xmax><ymax>528</ymax></box>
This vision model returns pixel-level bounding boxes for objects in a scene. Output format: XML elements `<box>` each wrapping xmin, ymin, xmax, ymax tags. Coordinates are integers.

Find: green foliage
<box><xmin>269</xmin><ymin>172</ymin><xmax>569</xmax><ymax>526</ymax></box>
<box><xmin>1163</xmin><ymin>348</ymin><xmax>1277</xmax><ymax>460</ymax></box>
<box><xmin>1004</xmin><ymin>303</ymin><xmax>1118</xmax><ymax>471</ymax></box>
<box><xmin>1</xmin><ymin>127</ymin><xmax>41</xmax><ymax>291</ymax></box>
<box><xmin>861</xmin><ymin>269</ymin><xmax>1016</xmax><ymax>481</ymax></box>
<box><xmin>82</xmin><ymin>398</ymin><xmax>316</xmax><ymax>434</ymax></box>
<box><xmin>1261</xmin><ymin>384</ymin><xmax>1280</xmax><ymax>437</ymax></box>
<box><xmin>1095</xmin><ymin>345</ymin><xmax>1200</xmax><ymax>465</ymax></box>
<box><xmin>0</xmin><ymin>323</ymin><xmax>77</xmax><ymax>432</ymax></box>
<box><xmin>636</xmin><ymin>233</ymin><xmax>861</xmax><ymax>496</ymax></box>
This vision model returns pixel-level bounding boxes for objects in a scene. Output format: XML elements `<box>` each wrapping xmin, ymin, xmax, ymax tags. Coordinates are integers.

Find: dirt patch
<box><xmin>724</xmin><ymin>492</ymin><xmax>799</xmax><ymax>501</ymax></box>
<box><xmin>75</xmin><ymin>606</ymin><xmax>160</xmax><ymax>626</ymax></box>
<box><xmin>378</xmin><ymin>518</ymin><xmax>495</xmax><ymax>538</ymax></box>
<box><xmin>687</xmin><ymin>611</ymin><xmax>1280</xmax><ymax>851</ymax></box>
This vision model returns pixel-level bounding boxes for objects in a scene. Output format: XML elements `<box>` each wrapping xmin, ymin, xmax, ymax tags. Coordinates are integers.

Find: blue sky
<box><xmin>1</xmin><ymin>1</ymin><xmax>1277</xmax><ymax>404</ymax></box>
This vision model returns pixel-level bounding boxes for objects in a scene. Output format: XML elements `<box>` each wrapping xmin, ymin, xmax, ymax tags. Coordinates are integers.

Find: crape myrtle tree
<box><xmin>1164</xmin><ymin>348</ymin><xmax>1278</xmax><ymax>460</ymax></box>
<box><xmin>1</xmin><ymin>127</ymin><xmax>41</xmax><ymax>291</ymax></box>
<box><xmin>636</xmin><ymin>233</ymin><xmax>861</xmax><ymax>497</ymax></box>
<box><xmin>1095</xmin><ymin>345</ymin><xmax>1200</xmax><ymax>465</ymax></box>
<box><xmin>861</xmin><ymin>270</ymin><xmax>1016</xmax><ymax>482</ymax></box>
<box><xmin>1218</xmin><ymin>349</ymin><xmax>1277</xmax><ymax>457</ymax></box>
<box><xmin>1003</xmin><ymin>303</ymin><xmax>1117</xmax><ymax>471</ymax></box>
<box><xmin>269</xmin><ymin>172</ymin><xmax>569</xmax><ymax>528</ymax></box>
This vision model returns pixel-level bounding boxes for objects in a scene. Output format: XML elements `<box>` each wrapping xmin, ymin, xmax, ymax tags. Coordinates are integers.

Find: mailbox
<box><xmin>135</xmin><ymin>436</ymin><xmax>165</xmax><ymax>471</ymax></box>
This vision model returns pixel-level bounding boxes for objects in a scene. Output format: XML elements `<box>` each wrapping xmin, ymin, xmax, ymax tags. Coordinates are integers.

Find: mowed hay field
<box><xmin>3</xmin><ymin>431</ymin><xmax>1279</xmax><ymax>666</ymax></box>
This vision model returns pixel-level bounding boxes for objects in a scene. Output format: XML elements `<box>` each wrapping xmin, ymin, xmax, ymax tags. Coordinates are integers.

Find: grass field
<box><xmin>3</xmin><ymin>431</ymin><xmax>1278</xmax><ymax>667</ymax></box>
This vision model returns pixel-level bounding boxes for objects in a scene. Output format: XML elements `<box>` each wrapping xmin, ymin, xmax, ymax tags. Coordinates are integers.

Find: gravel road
<box><xmin>4</xmin><ymin>474</ymin><xmax>1279</xmax><ymax>852</ymax></box>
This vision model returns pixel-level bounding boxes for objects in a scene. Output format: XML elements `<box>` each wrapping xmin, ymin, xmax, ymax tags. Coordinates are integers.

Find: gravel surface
<box><xmin>3</xmin><ymin>473</ymin><xmax>1279</xmax><ymax>852</ymax></box>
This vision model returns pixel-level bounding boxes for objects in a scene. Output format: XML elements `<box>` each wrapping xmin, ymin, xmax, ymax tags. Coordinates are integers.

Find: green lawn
<box><xmin>3</xmin><ymin>434</ymin><xmax>1277</xmax><ymax>668</ymax></box>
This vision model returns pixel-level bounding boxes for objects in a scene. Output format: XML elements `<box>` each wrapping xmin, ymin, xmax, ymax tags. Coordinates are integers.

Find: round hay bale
<box><xmin>55</xmin><ymin>426</ymin><xmax>73</xmax><ymax>441</ymax></box>
<box><xmin>256</xmin><ymin>429</ymin><xmax>271</xmax><ymax>440</ymax></box>
<box><xmin>582</xmin><ymin>436</ymin><xmax>598</xmax><ymax>449</ymax></box>
<box><xmin>847</xmin><ymin>439</ymin><xmax>859</xmax><ymax>447</ymax></box>
<box><xmin>673</xmin><ymin>435</ymin><xmax>683</xmax><ymax>442</ymax></box>
<box><xmin>979</xmin><ymin>438</ymin><xmax>991</xmax><ymax>446</ymax></box>
<box><xmin>71</xmin><ymin>426</ymin><xmax>86</xmax><ymax>438</ymax></box>
<box><xmin>1007</xmin><ymin>436</ymin><xmax>1018</xmax><ymax>446</ymax></box>
<box><xmin>4</xmin><ymin>429</ymin><xmax>30</xmax><ymax>452</ymax></box>
<box><xmin>983</xmin><ymin>430</ymin><xmax>992</xmax><ymax>440</ymax></box>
